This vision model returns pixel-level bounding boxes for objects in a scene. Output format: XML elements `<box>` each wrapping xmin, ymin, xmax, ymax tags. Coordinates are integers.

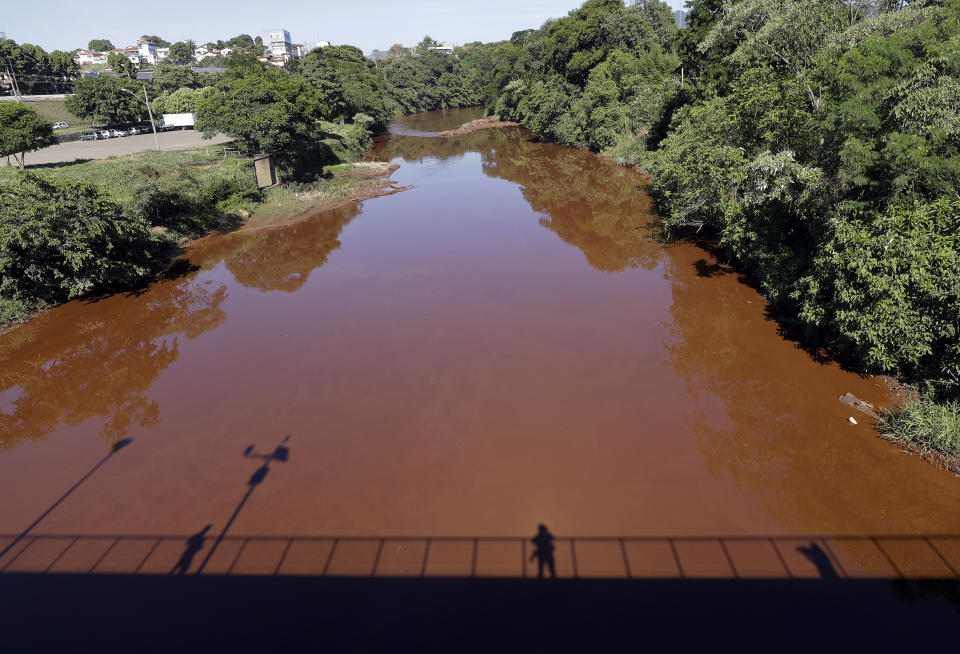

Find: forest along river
<box><xmin>1</xmin><ymin>108</ymin><xmax>959</xmax><ymax>579</ymax></box>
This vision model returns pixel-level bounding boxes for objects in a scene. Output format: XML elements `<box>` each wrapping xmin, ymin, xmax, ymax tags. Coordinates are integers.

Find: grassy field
<box><xmin>24</xmin><ymin>98</ymin><xmax>97</xmax><ymax>133</ymax></box>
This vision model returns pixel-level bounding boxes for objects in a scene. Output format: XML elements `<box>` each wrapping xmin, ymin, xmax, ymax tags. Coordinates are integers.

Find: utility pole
<box><xmin>121</xmin><ymin>85</ymin><xmax>161</xmax><ymax>151</ymax></box>
<box><xmin>143</xmin><ymin>84</ymin><xmax>160</xmax><ymax>151</ymax></box>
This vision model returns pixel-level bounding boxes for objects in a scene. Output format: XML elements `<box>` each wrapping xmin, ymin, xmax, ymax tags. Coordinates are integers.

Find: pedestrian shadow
<box><xmin>530</xmin><ymin>524</ymin><xmax>557</xmax><ymax>579</ymax></box>
<box><xmin>171</xmin><ymin>524</ymin><xmax>212</xmax><ymax>575</ymax></box>
<box><xmin>797</xmin><ymin>541</ymin><xmax>839</xmax><ymax>579</ymax></box>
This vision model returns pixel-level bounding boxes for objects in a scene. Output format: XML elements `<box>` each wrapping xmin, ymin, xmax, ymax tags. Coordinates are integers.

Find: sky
<box><xmin>1</xmin><ymin>0</ymin><xmax>688</xmax><ymax>54</ymax></box>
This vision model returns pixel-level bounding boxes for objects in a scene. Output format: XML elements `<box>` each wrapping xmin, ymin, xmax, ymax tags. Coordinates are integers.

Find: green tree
<box><xmin>0</xmin><ymin>172</ymin><xmax>158</xmax><ymax>321</ymax></box>
<box><xmin>152</xmin><ymin>86</ymin><xmax>210</xmax><ymax>115</ymax></box>
<box><xmin>88</xmin><ymin>39</ymin><xmax>114</xmax><ymax>52</ymax></box>
<box><xmin>298</xmin><ymin>45</ymin><xmax>398</xmax><ymax>128</ymax></box>
<box><xmin>48</xmin><ymin>50</ymin><xmax>79</xmax><ymax>77</ymax></box>
<box><xmin>140</xmin><ymin>35</ymin><xmax>171</xmax><ymax>48</ymax></box>
<box><xmin>0</xmin><ymin>103</ymin><xmax>55</xmax><ymax>169</ymax></box>
<box><xmin>65</xmin><ymin>76</ymin><xmax>147</xmax><ymax>126</ymax></box>
<box><xmin>150</xmin><ymin>62</ymin><xmax>202</xmax><ymax>93</ymax></box>
<box><xmin>195</xmin><ymin>63</ymin><xmax>330</xmax><ymax>174</ymax></box>
<box><xmin>168</xmin><ymin>41</ymin><xmax>196</xmax><ymax>65</ymax></box>
<box><xmin>107</xmin><ymin>52</ymin><xmax>137</xmax><ymax>78</ymax></box>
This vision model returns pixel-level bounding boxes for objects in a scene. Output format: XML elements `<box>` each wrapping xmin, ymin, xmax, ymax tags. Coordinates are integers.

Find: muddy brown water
<box><xmin>2</xmin><ymin>109</ymin><xmax>959</xmax><ymax>578</ymax></box>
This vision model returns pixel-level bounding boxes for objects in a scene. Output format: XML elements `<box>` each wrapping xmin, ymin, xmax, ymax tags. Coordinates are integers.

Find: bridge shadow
<box><xmin>0</xmin><ymin>573</ymin><xmax>956</xmax><ymax>651</ymax></box>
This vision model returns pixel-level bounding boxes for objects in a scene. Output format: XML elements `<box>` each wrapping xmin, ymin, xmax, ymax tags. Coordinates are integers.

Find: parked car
<box><xmin>125</xmin><ymin>127</ymin><xmax>138</xmax><ymax>136</ymax></box>
<box><xmin>79</xmin><ymin>131</ymin><xmax>97</xmax><ymax>141</ymax></box>
<box><xmin>136</xmin><ymin>125</ymin><xmax>152</xmax><ymax>134</ymax></box>
<box><xmin>52</xmin><ymin>122</ymin><xmax>69</xmax><ymax>130</ymax></box>
<box><xmin>109</xmin><ymin>129</ymin><xmax>126</xmax><ymax>138</ymax></box>
<box><xmin>96</xmin><ymin>130</ymin><xmax>112</xmax><ymax>139</ymax></box>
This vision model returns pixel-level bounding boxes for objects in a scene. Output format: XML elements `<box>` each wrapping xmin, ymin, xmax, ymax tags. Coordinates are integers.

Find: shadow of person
<box><xmin>171</xmin><ymin>524</ymin><xmax>212</xmax><ymax>575</ymax></box>
<box><xmin>530</xmin><ymin>524</ymin><xmax>557</xmax><ymax>579</ymax></box>
<box><xmin>797</xmin><ymin>542</ymin><xmax>839</xmax><ymax>580</ymax></box>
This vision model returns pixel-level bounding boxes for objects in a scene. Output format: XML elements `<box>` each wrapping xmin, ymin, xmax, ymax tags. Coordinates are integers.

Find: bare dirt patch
<box><xmin>435</xmin><ymin>117</ymin><xmax>520</xmax><ymax>137</ymax></box>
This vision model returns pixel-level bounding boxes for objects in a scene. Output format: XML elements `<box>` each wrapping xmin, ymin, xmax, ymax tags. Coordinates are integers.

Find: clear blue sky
<box><xmin>2</xmin><ymin>0</ymin><xmax>687</xmax><ymax>54</ymax></box>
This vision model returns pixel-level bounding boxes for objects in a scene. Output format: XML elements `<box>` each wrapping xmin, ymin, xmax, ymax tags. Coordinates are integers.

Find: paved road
<box><xmin>21</xmin><ymin>130</ymin><xmax>232</xmax><ymax>166</ymax></box>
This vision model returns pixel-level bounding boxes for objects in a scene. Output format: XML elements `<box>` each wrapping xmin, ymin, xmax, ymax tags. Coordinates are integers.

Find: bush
<box><xmin>0</xmin><ymin>172</ymin><xmax>159</xmax><ymax>320</ymax></box>
<box><xmin>879</xmin><ymin>398</ymin><xmax>960</xmax><ymax>466</ymax></box>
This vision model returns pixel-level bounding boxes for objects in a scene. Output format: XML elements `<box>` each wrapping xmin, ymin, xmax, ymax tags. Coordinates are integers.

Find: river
<box><xmin>1</xmin><ymin>108</ymin><xmax>959</xmax><ymax>582</ymax></box>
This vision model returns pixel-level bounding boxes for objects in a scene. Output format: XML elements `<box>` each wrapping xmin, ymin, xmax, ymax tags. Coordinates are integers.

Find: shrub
<box><xmin>0</xmin><ymin>172</ymin><xmax>159</xmax><ymax>319</ymax></box>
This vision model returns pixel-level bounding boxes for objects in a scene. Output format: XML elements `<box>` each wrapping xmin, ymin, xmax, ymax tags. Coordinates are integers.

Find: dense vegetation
<box><xmin>0</xmin><ymin>38</ymin><xmax>79</xmax><ymax>94</ymax></box>
<box><xmin>477</xmin><ymin>0</ymin><xmax>960</xmax><ymax>457</ymax></box>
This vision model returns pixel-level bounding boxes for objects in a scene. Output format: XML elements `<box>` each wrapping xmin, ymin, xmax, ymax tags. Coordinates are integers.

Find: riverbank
<box><xmin>0</xmin><ymin>149</ymin><xmax>401</xmax><ymax>334</ymax></box>
<box><xmin>435</xmin><ymin>116</ymin><xmax>520</xmax><ymax>137</ymax></box>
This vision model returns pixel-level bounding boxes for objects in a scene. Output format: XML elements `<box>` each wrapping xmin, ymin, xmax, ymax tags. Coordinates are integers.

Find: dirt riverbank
<box><xmin>436</xmin><ymin>117</ymin><xmax>520</xmax><ymax>137</ymax></box>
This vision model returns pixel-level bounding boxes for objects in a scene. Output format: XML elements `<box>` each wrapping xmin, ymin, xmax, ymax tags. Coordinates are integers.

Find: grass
<box><xmin>24</xmin><ymin>99</ymin><xmax>97</xmax><ymax>132</ymax></box>
<box><xmin>878</xmin><ymin>398</ymin><xmax>960</xmax><ymax>472</ymax></box>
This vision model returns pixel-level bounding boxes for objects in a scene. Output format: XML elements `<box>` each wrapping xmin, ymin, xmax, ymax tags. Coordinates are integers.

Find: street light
<box><xmin>121</xmin><ymin>85</ymin><xmax>161</xmax><ymax>151</ymax></box>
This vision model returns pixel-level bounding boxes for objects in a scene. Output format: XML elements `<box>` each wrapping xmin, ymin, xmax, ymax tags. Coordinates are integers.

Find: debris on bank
<box><xmin>839</xmin><ymin>393</ymin><xmax>880</xmax><ymax>420</ymax></box>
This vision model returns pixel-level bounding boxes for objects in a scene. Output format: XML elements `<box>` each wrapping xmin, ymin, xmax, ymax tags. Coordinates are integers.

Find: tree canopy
<box><xmin>168</xmin><ymin>41</ymin><xmax>196</xmax><ymax>65</ymax></box>
<box><xmin>88</xmin><ymin>39</ymin><xmax>114</xmax><ymax>52</ymax></box>
<box><xmin>0</xmin><ymin>103</ymin><xmax>55</xmax><ymax>169</ymax></box>
<box><xmin>195</xmin><ymin>62</ymin><xmax>331</xmax><ymax>173</ymax></box>
<box><xmin>65</xmin><ymin>76</ymin><xmax>147</xmax><ymax>126</ymax></box>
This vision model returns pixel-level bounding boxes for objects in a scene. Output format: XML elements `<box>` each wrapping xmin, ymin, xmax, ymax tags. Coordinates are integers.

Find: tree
<box><xmin>0</xmin><ymin>172</ymin><xmax>157</xmax><ymax>320</ymax></box>
<box><xmin>150</xmin><ymin>61</ymin><xmax>203</xmax><ymax>93</ymax></box>
<box><xmin>298</xmin><ymin>45</ymin><xmax>398</xmax><ymax>128</ymax></box>
<box><xmin>0</xmin><ymin>103</ymin><xmax>55</xmax><ymax>169</ymax></box>
<box><xmin>141</xmin><ymin>35</ymin><xmax>171</xmax><ymax>48</ymax></box>
<box><xmin>107</xmin><ymin>52</ymin><xmax>137</xmax><ymax>78</ymax></box>
<box><xmin>48</xmin><ymin>50</ymin><xmax>79</xmax><ymax>77</ymax></box>
<box><xmin>65</xmin><ymin>76</ymin><xmax>147</xmax><ymax>126</ymax></box>
<box><xmin>226</xmin><ymin>34</ymin><xmax>256</xmax><ymax>51</ymax></box>
<box><xmin>88</xmin><ymin>39</ymin><xmax>114</xmax><ymax>52</ymax></box>
<box><xmin>631</xmin><ymin>0</ymin><xmax>679</xmax><ymax>51</ymax></box>
<box><xmin>168</xmin><ymin>41</ymin><xmax>196</xmax><ymax>65</ymax></box>
<box><xmin>195</xmin><ymin>63</ymin><xmax>329</xmax><ymax>174</ymax></box>
<box><xmin>152</xmin><ymin>86</ymin><xmax>209</xmax><ymax>115</ymax></box>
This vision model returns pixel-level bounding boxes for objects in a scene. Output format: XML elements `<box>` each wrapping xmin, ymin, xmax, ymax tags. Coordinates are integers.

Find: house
<box><xmin>316</xmin><ymin>40</ymin><xmax>331</xmax><ymax>49</ymax></box>
<box><xmin>256</xmin><ymin>54</ymin><xmax>287</xmax><ymax>68</ymax></box>
<box><xmin>156</xmin><ymin>47</ymin><xmax>170</xmax><ymax>61</ymax></box>
<box><xmin>292</xmin><ymin>43</ymin><xmax>305</xmax><ymax>58</ymax></box>
<box><xmin>428</xmin><ymin>43</ymin><xmax>454</xmax><ymax>54</ymax></box>
<box><xmin>137</xmin><ymin>39</ymin><xmax>158</xmax><ymax>64</ymax></box>
<box><xmin>194</xmin><ymin>45</ymin><xmax>210</xmax><ymax>60</ymax></box>
<box><xmin>219</xmin><ymin>47</ymin><xmax>234</xmax><ymax>58</ymax></box>
<box><xmin>121</xmin><ymin>46</ymin><xmax>141</xmax><ymax>62</ymax></box>
<box><xmin>75</xmin><ymin>49</ymin><xmax>107</xmax><ymax>65</ymax></box>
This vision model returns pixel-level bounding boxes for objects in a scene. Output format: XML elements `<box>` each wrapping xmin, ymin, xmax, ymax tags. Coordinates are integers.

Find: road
<box><xmin>21</xmin><ymin>130</ymin><xmax>233</xmax><ymax>166</ymax></box>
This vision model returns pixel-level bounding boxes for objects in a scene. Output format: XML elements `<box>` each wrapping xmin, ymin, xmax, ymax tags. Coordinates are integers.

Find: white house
<box><xmin>292</xmin><ymin>43</ymin><xmax>305</xmax><ymax>58</ymax></box>
<box><xmin>137</xmin><ymin>39</ymin><xmax>158</xmax><ymax>64</ymax></box>
<box><xmin>194</xmin><ymin>45</ymin><xmax>210</xmax><ymax>61</ymax></box>
<box><xmin>428</xmin><ymin>43</ymin><xmax>455</xmax><ymax>54</ymax></box>
<box><xmin>316</xmin><ymin>40</ymin><xmax>331</xmax><ymax>49</ymax></box>
<box><xmin>75</xmin><ymin>50</ymin><xmax>107</xmax><ymax>65</ymax></box>
<box><xmin>156</xmin><ymin>47</ymin><xmax>170</xmax><ymax>61</ymax></box>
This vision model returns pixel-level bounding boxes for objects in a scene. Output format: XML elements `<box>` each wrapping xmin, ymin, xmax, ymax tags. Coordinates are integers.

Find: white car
<box><xmin>52</xmin><ymin>122</ymin><xmax>69</xmax><ymax>130</ymax></box>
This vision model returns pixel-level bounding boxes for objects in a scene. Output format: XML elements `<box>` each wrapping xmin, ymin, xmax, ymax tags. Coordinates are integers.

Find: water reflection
<box><xmin>481</xmin><ymin>130</ymin><xmax>663</xmax><ymax>273</ymax></box>
<box><xmin>0</xmin><ymin>276</ymin><xmax>227</xmax><ymax>448</ymax></box>
<box><xmin>193</xmin><ymin>203</ymin><xmax>360</xmax><ymax>293</ymax></box>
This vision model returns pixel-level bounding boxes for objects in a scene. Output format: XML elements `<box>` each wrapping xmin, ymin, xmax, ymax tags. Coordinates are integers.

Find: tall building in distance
<box><xmin>264</xmin><ymin>29</ymin><xmax>293</xmax><ymax>59</ymax></box>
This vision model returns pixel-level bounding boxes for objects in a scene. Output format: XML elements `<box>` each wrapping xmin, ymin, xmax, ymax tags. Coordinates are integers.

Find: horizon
<box><xmin>1</xmin><ymin>0</ymin><xmax>689</xmax><ymax>55</ymax></box>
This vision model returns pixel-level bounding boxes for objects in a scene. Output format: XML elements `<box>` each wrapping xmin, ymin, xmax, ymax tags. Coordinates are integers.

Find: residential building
<box><xmin>194</xmin><ymin>45</ymin><xmax>211</xmax><ymax>60</ymax></box>
<box><xmin>316</xmin><ymin>40</ymin><xmax>331</xmax><ymax>49</ymax></box>
<box><xmin>292</xmin><ymin>43</ymin><xmax>305</xmax><ymax>58</ymax></box>
<box><xmin>264</xmin><ymin>29</ymin><xmax>293</xmax><ymax>59</ymax></box>
<box><xmin>75</xmin><ymin>50</ymin><xmax>107</xmax><ymax>65</ymax></box>
<box><xmin>156</xmin><ymin>47</ymin><xmax>170</xmax><ymax>61</ymax></box>
<box><xmin>428</xmin><ymin>43</ymin><xmax>454</xmax><ymax>54</ymax></box>
<box><xmin>137</xmin><ymin>39</ymin><xmax>158</xmax><ymax>64</ymax></box>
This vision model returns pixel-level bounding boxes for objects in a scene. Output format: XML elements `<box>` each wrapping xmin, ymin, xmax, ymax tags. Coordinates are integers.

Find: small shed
<box><xmin>253</xmin><ymin>154</ymin><xmax>278</xmax><ymax>187</ymax></box>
